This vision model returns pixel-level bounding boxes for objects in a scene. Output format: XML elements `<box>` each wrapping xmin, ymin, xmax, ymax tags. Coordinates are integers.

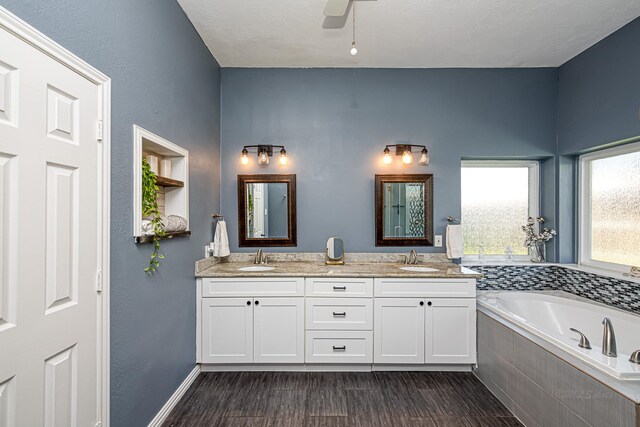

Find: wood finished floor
<box><xmin>162</xmin><ymin>371</ymin><xmax>521</xmax><ymax>427</ymax></box>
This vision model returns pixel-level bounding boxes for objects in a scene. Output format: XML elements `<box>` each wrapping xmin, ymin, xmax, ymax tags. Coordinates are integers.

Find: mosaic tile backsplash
<box><xmin>469</xmin><ymin>265</ymin><xmax>640</xmax><ymax>315</ymax></box>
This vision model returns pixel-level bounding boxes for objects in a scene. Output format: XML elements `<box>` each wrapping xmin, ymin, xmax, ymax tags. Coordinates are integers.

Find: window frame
<box><xmin>461</xmin><ymin>160</ymin><xmax>540</xmax><ymax>262</ymax></box>
<box><xmin>579</xmin><ymin>141</ymin><xmax>640</xmax><ymax>272</ymax></box>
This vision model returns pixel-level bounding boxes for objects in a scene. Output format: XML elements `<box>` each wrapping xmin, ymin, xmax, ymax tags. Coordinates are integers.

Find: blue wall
<box><xmin>555</xmin><ymin>17</ymin><xmax>640</xmax><ymax>262</ymax></box>
<box><xmin>221</xmin><ymin>68</ymin><xmax>559</xmax><ymax>254</ymax></box>
<box><xmin>558</xmin><ymin>17</ymin><xmax>640</xmax><ymax>155</ymax></box>
<box><xmin>0</xmin><ymin>1</ymin><xmax>221</xmax><ymax>426</ymax></box>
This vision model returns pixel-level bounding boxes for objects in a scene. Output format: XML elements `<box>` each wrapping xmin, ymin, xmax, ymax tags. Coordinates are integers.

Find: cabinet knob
<box><xmin>419</xmin><ymin>301</ymin><xmax>424</xmax><ymax>306</ymax></box>
<box><xmin>427</xmin><ymin>301</ymin><xmax>432</xmax><ymax>306</ymax></box>
<box><xmin>247</xmin><ymin>301</ymin><xmax>251</xmax><ymax>305</ymax></box>
<box><xmin>255</xmin><ymin>300</ymin><xmax>260</xmax><ymax>305</ymax></box>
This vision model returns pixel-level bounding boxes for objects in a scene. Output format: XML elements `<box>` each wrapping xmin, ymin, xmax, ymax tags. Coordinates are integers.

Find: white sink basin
<box><xmin>399</xmin><ymin>266</ymin><xmax>439</xmax><ymax>273</ymax></box>
<box><xmin>238</xmin><ymin>266</ymin><xmax>275</xmax><ymax>272</ymax></box>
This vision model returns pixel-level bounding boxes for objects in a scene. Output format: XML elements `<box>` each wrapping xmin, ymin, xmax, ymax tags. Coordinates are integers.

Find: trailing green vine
<box><xmin>142</xmin><ymin>159</ymin><xmax>165</xmax><ymax>273</ymax></box>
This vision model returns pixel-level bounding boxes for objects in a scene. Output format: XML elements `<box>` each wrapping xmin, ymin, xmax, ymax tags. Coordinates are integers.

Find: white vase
<box><xmin>145</xmin><ymin>154</ymin><xmax>159</xmax><ymax>174</ymax></box>
<box><xmin>159</xmin><ymin>159</ymin><xmax>172</xmax><ymax>178</ymax></box>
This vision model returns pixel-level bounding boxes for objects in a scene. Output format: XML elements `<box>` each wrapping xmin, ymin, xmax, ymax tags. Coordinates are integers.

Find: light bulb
<box><xmin>258</xmin><ymin>149</ymin><xmax>269</xmax><ymax>165</ymax></box>
<box><xmin>402</xmin><ymin>149</ymin><xmax>413</xmax><ymax>164</ymax></box>
<box><xmin>419</xmin><ymin>148</ymin><xmax>429</xmax><ymax>165</ymax></box>
<box><xmin>240</xmin><ymin>148</ymin><xmax>249</xmax><ymax>165</ymax></box>
<box><xmin>350</xmin><ymin>43</ymin><xmax>358</xmax><ymax>56</ymax></box>
<box><xmin>383</xmin><ymin>147</ymin><xmax>392</xmax><ymax>164</ymax></box>
<box><xmin>279</xmin><ymin>148</ymin><xmax>287</xmax><ymax>165</ymax></box>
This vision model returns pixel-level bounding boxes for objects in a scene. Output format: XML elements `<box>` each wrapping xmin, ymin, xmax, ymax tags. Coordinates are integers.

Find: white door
<box><xmin>251</xmin><ymin>183</ymin><xmax>265</xmax><ymax>237</ymax></box>
<box><xmin>201</xmin><ymin>298</ymin><xmax>253</xmax><ymax>363</ymax></box>
<box><xmin>253</xmin><ymin>297</ymin><xmax>304</xmax><ymax>363</ymax></box>
<box><xmin>425</xmin><ymin>298</ymin><xmax>477</xmax><ymax>364</ymax></box>
<box><xmin>0</xmin><ymin>23</ymin><xmax>103</xmax><ymax>427</ymax></box>
<box><xmin>374</xmin><ymin>298</ymin><xmax>425</xmax><ymax>364</ymax></box>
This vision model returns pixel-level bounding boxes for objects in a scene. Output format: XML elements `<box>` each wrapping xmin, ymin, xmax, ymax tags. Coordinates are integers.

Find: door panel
<box><xmin>374</xmin><ymin>298</ymin><xmax>425</xmax><ymax>364</ymax></box>
<box><xmin>425</xmin><ymin>298</ymin><xmax>476</xmax><ymax>364</ymax></box>
<box><xmin>201</xmin><ymin>298</ymin><xmax>253</xmax><ymax>363</ymax></box>
<box><xmin>254</xmin><ymin>297</ymin><xmax>304</xmax><ymax>363</ymax></box>
<box><xmin>0</xmin><ymin>25</ymin><xmax>101</xmax><ymax>426</ymax></box>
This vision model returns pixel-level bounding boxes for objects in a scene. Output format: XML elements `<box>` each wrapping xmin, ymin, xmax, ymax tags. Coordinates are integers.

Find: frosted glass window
<box><xmin>461</xmin><ymin>164</ymin><xmax>536</xmax><ymax>255</ymax></box>
<box><xmin>588</xmin><ymin>150</ymin><xmax>640</xmax><ymax>267</ymax></box>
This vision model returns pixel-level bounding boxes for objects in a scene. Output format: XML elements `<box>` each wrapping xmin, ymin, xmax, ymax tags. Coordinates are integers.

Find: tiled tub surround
<box><xmin>477</xmin><ymin>311</ymin><xmax>640</xmax><ymax>427</ymax></box>
<box><xmin>470</xmin><ymin>265</ymin><xmax>640</xmax><ymax>315</ymax></box>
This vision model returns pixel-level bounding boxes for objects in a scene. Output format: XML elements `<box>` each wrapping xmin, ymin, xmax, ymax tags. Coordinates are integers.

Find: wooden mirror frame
<box><xmin>238</xmin><ymin>174</ymin><xmax>297</xmax><ymax>247</ymax></box>
<box><xmin>375</xmin><ymin>174</ymin><xmax>434</xmax><ymax>247</ymax></box>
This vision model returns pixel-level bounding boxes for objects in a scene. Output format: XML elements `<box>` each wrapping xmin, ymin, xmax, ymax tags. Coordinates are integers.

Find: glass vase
<box><xmin>529</xmin><ymin>242</ymin><xmax>545</xmax><ymax>263</ymax></box>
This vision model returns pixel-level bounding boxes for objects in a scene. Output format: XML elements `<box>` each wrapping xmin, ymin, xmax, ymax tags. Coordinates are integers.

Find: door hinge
<box><xmin>96</xmin><ymin>120</ymin><xmax>103</xmax><ymax>142</ymax></box>
<box><xmin>96</xmin><ymin>270</ymin><xmax>103</xmax><ymax>293</ymax></box>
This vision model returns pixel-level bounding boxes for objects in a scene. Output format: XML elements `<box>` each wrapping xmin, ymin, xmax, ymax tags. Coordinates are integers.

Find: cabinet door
<box><xmin>425</xmin><ymin>298</ymin><xmax>476</xmax><ymax>364</ymax></box>
<box><xmin>201</xmin><ymin>298</ymin><xmax>253</xmax><ymax>363</ymax></box>
<box><xmin>374</xmin><ymin>298</ymin><xmax>425</xmax><ymax>364</ymax></box>
<box><xmin>254</xmin><ymin>297</ymin><xmax>305</xmax><ymax>363</ymax></box>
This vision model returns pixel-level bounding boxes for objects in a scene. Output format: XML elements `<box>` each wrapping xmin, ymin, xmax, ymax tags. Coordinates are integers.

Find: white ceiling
<box><xmin>178</xmin><ymin>0</ymin><xmax>640</xmax><ymax>68</ymax></box>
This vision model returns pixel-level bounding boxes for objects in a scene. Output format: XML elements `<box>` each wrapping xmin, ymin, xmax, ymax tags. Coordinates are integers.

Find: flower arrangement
<box><xmin>522</xmin><ymin>217</ymin><xmax>556</xmax><ymax>262</ymax></box>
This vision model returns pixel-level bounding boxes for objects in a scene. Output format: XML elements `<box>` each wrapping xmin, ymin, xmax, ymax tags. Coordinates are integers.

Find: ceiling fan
<box><xmin>323</xmin><ymin>0</ymin><xmax>351</xmax><ymax>17</ymax></box>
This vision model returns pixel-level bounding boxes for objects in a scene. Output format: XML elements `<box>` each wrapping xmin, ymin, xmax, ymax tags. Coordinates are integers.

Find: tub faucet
<box><xmin>569</xmin><ymin>328</ymin><xmax>592</xmax><ymax>349</ymax></box>
<box><xmin>602</xmin><ymin>317</ymin><xmax>617</xmax><ymax>358</ymax></box>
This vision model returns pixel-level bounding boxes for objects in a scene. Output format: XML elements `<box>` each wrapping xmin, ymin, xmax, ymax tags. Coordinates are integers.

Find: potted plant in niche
<box><xmin>522</xmin><ymin>217</ymin><xmax>556</xmax><ymax>263</ymax></box>
<box><xmin>142</xmin><ymin>158</ymin><xmax>165</xmax><ymax>273</ymax></box>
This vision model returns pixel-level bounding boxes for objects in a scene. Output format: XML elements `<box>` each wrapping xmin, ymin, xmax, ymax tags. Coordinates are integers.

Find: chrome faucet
<box><xmin>254</xmin><ymin>249</ymin><xmax>264</xmax><ymax>265</ymax></box>
<box><xmin>602</xmin><ymin>317</ymin><xmax>617</xmax><ymax>357</ymax></box>
<box><xmin>405</xmin><ymin>250</ymin><xmax>418</xmax><ymax>265</ymax></box>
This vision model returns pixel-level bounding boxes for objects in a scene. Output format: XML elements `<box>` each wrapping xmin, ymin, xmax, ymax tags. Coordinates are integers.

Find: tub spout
<box><xmin>601</xmin><ymin>317</ymin><xmax>617</xmax><ymax>358</ymax></box>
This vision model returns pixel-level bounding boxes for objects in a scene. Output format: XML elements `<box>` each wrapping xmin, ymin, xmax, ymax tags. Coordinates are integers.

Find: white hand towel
<box><xmin>213</xmin><ymin>220</ymin><xmax>230</xmax><ymax>258</ymax></box>
<box><xmin>446</xmin><ymin>224</ymin><xmax>464</xmax><ymax>259</ymax></box>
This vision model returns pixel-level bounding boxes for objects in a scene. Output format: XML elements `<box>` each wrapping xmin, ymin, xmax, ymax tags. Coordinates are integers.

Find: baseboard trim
<box><xmin>147</xmin><ymin>365</ymin><xmax>200</xmax><ymax>427</ymax></box>
<box><xmin>199</xmin><ymin>363</ymin><xmax>474</xmax><ymax>372</ymax></box>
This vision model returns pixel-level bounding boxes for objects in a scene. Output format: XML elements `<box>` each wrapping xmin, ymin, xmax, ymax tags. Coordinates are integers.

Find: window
<box><xmin>461</xmin><ymin>161</ymin><xmax>539</xmax><ymax>259</ymax></box>
<box><xmin>580</xmin><ymin>143</ymin><xmax>640</xmax><ymax>270</ymax></box>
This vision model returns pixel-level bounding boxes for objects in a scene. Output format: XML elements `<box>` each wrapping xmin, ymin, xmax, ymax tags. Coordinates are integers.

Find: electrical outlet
<box><xmin>434</xmin><ymin>235</ymin><xmax>443</xmax><ymax>247</ymax></box>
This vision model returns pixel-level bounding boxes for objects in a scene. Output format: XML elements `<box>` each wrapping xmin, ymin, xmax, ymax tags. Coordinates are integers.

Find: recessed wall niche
<box><xmin>132</xmin><ymin>125</ymin><xmax>189</xmax><ymax>241</ymax></box>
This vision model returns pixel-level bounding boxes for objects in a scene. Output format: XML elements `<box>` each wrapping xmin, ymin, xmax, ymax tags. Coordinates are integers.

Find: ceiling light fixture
<box><xmin>240</xmin><ymin>145</ymin><xmax>289</xmax><ymax>167</ymax></box>
<box><xmin>382</xmin><ymin>144</ymin><xmax>430</xmax><ymax>166</ymax></box>
<box><xmin>350</xmin><ymin>2</ymin><xmax>358</xmax><ymax>56</ymax></box>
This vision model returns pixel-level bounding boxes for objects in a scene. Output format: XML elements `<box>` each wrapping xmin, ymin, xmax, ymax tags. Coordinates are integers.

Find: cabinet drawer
<box><xmin>202</xmin><ymin>277</ymin><xmax>304</xmax><ymax>297</ymax></box>
<box><xmin>305</xmin><ymin>278</ymin><xmax>373</xmax><ymax>297</ymax></box>
<box><xmin>374</xmin><ymin>278</ymin><xmax>476</xmax><ymax>298</ymax></box>
<box><xmin>305</xmin><ymin>331</ymin><xmax>373</xmax><ymax>364</ymax></box>
<box><xmin>305</xmin><ymin>298</ymin><xmax>373</xmax><ymax>330</ymax></box>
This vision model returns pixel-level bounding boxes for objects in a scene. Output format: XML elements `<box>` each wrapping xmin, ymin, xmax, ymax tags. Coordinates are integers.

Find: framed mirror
<box><xmin>375</xmin><ymin>174</ymin><xmax>434</xmax><ymax>246</ymax></box>
<box><xmin>238</xmin><ymin>174</ymin><xmax>297</xmax><ymax>247</ymax></box>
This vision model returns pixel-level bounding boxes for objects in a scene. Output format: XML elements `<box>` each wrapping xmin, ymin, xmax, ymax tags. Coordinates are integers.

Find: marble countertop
<box><xmin>196</xmin><ymin>261</ymin><xmax>483</xmax><ymax>279</ymax></box>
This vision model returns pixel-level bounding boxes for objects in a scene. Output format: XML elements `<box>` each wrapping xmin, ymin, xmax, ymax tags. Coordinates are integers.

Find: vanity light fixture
<box><xmin>383</xmin><ymin>144</ymin><xmax>430</xmax><ymax>166</ymax></box>
<box><xmin>240</xmin><ymin>145</ymin><xmax>289</xmax><ymax>166</ymax></box>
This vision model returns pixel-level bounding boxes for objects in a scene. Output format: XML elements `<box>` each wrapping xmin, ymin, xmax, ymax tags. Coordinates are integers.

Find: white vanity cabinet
<box><xmin>374</xmin><ymin>298</ymin><xmax>426</xmax><ymax>364</ymax></box>
<box><xmin>304</xmin><ymin>278</ymin><xmax>374</xmax><ymax>364</ymax></box>
<box><xmin>198</xmin><ymin>278</ymin><xmax>305</xmax><ymax>364</ymax></box>
<box><xmin>197</xmin><ymin>274</ymin><xmax>477</xmax><ymax>369</ymax></box>
<box><xmin>373</xmin><ymin>278</ymin><xmax>476</xmax><ymax>365</ymax></box>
